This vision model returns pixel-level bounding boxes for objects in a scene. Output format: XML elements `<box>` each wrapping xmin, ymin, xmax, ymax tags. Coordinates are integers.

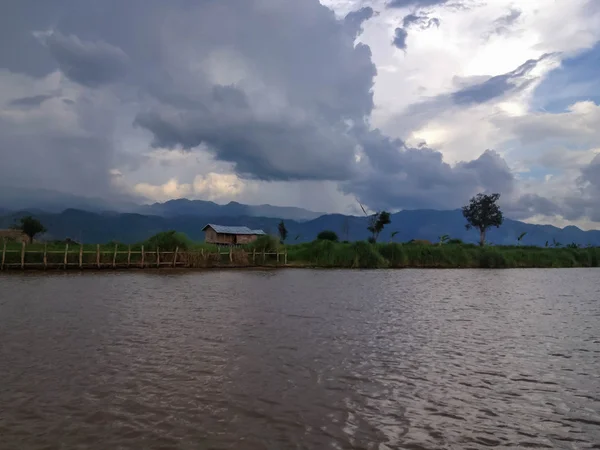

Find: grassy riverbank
<box><xmin>2</xmin><ymin>235</ymin><xmax>599</xmax><ymax>269</ymax></box>
<box><xmin>286</xmin><ymin>240</ymin><xmax>600</xmax><ymax>268</ymax></box>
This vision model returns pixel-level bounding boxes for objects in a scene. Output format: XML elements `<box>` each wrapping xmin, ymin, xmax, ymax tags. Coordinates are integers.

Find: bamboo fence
<box><xmin>0</xmin><ymin>242</ymin><xmax>287</xmax><ymax>271</ymax></box>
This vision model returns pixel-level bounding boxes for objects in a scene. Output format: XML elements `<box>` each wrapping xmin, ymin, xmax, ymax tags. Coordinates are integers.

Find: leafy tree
<box><xmin>553</xmin><ymin>238</ymin><xmax>562</xmax><ymax>248</ymax></box>
<box><xmin>517</xmin><ymin>232</ymin><xmax>527</xmax><ymax>245</ymax></box>
<box><xmin>367</xmin><ymin>211</ymin><xmax>391</xmax><ymax>243</ymax></box>
<box><xmin>358</xmin><ymin>202</ymin><xmax>391</xmax><ymax>243</ymax></box>
<box><xmin>277</xmin><ymin>220</ymin><xmax>288</xmax><ymax>244</ymax></box>
<box><xmin>462</xmin><ymin>193</ymin><xmax>504</xmax><ymax>247</ymax></box>
<box><xmin>317</xmin><ymin>230</ymin><xmax>338</xmax><ymax>242</ymax></box>
<box><xmin>12</xmin><ymin>216</ymin><xmax>47</xmax><ymax>244</ymax></box>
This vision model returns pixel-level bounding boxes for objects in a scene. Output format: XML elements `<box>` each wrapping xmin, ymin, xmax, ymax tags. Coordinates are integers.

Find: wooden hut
<box><xmin>202</xmin><ymin>224</ymin><xmax>266</xmax><ymax>245</ymax></box>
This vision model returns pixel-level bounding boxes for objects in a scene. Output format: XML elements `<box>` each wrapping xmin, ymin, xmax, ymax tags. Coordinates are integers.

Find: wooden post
<box><xmin>229</xmin><ymin>246</ymin><xmax>233</xmax><ymax>262</ymax></box>
<box><xmin>21</xmin><ymin>241</ymin><xmax>25</xmax><ymax>270</ymax></box>
<box><xmin>253</xmin><ymin>248</ymin><xmax>256</xmax><ymax>264</ymax></box>
<box><xmin>141</xmin><ymin>245</ymin><xmax>145</xmax><ymax>268</ymax></box>
<box><xmin>127</xmin><ymin>245</ymin><xmax>131</xmax><ymax>268</ymax></box>
<box><xmin>64</xmin><ymin>243</ymin><xmax>69</xmax><ymax>269</ymax></box>
<box><xmin>277</xmin><ymin>251</ymin><xmax>280</xmax><ymax>263</ymax></box>
<box><xmin>285</xmin><ymin>249</ymin><xmax>288</xmax><ymax>265</ymax></box>
<box><xmin>1</xmin><ymin>240</ymin><xmax>5</xmax><ymax>271</ymax></box>
<box><xmin>173</xmin><ymin>246</ymin><xmax>179</xmax><ymax>267</ymax></box>
<box><xmin>262</xmin><ymin>249</ymin><xmax>265</xmax><ymax>264</ymax></box>
<box><xmin>79</xmin><ymin>245</ymin><xmax>83</xmax><ymax>269</ymax></box>
<box><xmin>156</xmin><ymin>247</ymin><xmax>160</xmax><ymax>268</ymax></box>
<box><xmin>96</xmin><ymin>244</ymin><xmax>100</xmax><ymax>269</ymax></box>
<box><xmin>43</xmin><ymin>243</ymin><xmax>47</xmax><ymax>269</ymax></box>
<box><xmin>112</xmin><ymin>244</ymin><xmax>118</xmax><ymax>268</ymax></box>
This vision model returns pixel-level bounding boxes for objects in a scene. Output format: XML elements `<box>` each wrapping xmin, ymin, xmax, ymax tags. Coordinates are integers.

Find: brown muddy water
<box><xmin>1</xmin><ymin>269</ymin><xmax>599</xmax><ymax>449</ymax></box>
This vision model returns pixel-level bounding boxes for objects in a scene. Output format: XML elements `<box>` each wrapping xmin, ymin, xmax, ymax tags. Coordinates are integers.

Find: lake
<box><xmin>1</xmin><ymin>269</ymin><xmax>599</xmax><ymax>449</ymax></box>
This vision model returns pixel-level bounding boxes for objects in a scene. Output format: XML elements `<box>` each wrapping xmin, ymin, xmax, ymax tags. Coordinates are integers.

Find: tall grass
<box><xmin>3</xmin><ymin>233</ymin><xmax>599</xmax><ymax>269</ymax></box>
<box><xmin>286</xmin><ymin>241</ymin><xmax>600</xmax><ymax>269</ymax></box>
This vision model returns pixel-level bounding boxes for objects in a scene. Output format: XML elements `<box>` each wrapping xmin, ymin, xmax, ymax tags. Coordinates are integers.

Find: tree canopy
<box><xmin>12</xmin><ymin>216</ymin><xmax>47</xmax><ymax>244</ymax></box>
<box><xmin>367</xmin><ymin>211</ymin><xmax>391</xmax><ymax>243</ymax></box>
<box><xmin>277</xmin><ymin>220</ymin><xmax>288</xmax><ymax>243</ymax></box>
<box><xmin>317</xmin><ymin>230</ymin><xmax>338</xmax><ymax>242</ymax></box>
<box><xmin>462</xmin><ymin>193</ymin><xmax>503</xmax><ymax>246</ymax></box>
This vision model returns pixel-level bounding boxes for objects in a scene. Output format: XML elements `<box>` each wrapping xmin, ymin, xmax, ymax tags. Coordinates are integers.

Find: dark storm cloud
<box><xmin>344</xmin><ymin>127</ymin><xmax>516</xmax><ymax>211</ymax></box>
<box><xmin>9</xmin><ymin>94</ymin><xmax>54</xmax><ymax>107</ymax></box>
<box><xmin>35</xmin><ymin>31</ymin><xmax>129</xmax><ymax>87</ymax></box>
<box><xmin>0</xmin><ymin>0</ymin><xmax>377</xmax><ymax>193</ymax></box>
<box><xmin>134</xmin><ymin>87</ymin><xmax>359</xmax><ymax>181</ymax></box>
<box><xmin>388</xmin><ymin>0</ymin><xmax>451</xmax><ymax>8</ymax></box>
<box><xmin>393</xmin><ymin>28</ymin><xmax>408</xmax><ymax>50</ymax></box>
<box><xmin>0</xmin><ymin>0</ymin><xmax>546</xmax><ymax>216</ymax></box>
<box><xmin>505</xmin><ymin>193</ymin><xmax>562</xmax><ymax>220</ymax></box>
<box><xmin>402</xmin><ymin>13</ymin><xmax>440</xmax><ymax>29</ymax></box>
<box><xmin>452</xmin><ymin>53</ymin><xmax>554</xmax><ymax>105</ymax></box>
<box><xmin>344</xmin><ymin>7</ymin><xmax>375</xmax><ymax>37</ymax></box>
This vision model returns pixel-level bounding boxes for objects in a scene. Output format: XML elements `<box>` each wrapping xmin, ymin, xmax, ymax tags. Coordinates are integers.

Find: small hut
<box><xmin>202</xmin><ymin>224</ymin><xmax>266</xmax><ymax>245</ymax></box>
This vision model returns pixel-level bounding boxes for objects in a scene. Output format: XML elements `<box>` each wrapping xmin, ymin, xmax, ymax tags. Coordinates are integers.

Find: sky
<box><xmin>1</xmin><ymin>0</ymin><xmax>599</xmax><ymax>227</ymax></box>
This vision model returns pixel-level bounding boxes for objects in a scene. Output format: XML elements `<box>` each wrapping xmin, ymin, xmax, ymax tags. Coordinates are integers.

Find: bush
<box><xmin>317</xmin><ymin>230</ymin><xmax>339</xmax><ymax>242</ymax></box>
<box><xmin>142</xmin><ymin>230</ymin><xmax>192</xmax><ymax>251</ymax></box>
<box><xmin>248</xmin><ymin>235</ymin><xmax>281</xmax><ymax>252</ymax></box>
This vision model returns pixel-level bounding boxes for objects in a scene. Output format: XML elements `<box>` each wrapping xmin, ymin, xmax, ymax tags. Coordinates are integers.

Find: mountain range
<box><xmin>1</xmin><ymin>201</ymin><xmax>600</xmax><ymax>247</ymax></box>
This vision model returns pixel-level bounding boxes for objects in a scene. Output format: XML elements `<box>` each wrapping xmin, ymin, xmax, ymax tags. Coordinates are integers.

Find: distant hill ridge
<box><xmin>139</xmin><ymin>199</ymin><xmax>324</xmax><ymax>221</ymax></box>
<box><xmin>0</xmin><ymin>187</ymin><xmax>324</xmax><ymax>221</ymax></box>
<box><xmin>1</xmin><ymin>207</ymin><xmax>599</xmax><ymax>247</ymax></box>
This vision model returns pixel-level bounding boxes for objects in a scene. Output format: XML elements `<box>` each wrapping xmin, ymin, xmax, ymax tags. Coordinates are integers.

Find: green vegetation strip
<box><xmin>3</xmin><ymin>232</ymin><xmax>599</xmax><ymax>269</ymax></box>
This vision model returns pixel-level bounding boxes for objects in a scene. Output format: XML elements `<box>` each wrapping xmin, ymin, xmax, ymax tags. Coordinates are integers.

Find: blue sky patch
<box><xmin>532</xmin><ymin>42</ymin><xmax>600</xmax><ymax>113</ymax></box>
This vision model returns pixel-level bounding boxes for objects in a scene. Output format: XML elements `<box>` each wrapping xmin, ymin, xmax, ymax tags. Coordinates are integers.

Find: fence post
<box><xmin>285</xmin><ymin>249</ymin><xmax>288</xmax><ymax>265</ymax></box>
<box><xmin>277</xmin><ymin>251</ymin><xmax>280</xmax><ymax>263</ymax></box>
<box><xmin>156</xmin><ymin>247</ymin><xmax>160</xmax><ymax>268</ymax></box>
<box><xmin>253</xmin><ymin>248</ymin><xmax>256</xmax><ymax>264</ymax></box>
<box><xmin>127</xmin><ymin>245</ymin><xmax>131</xmax><ymax>268</ymax></box>
<box><xmin>21</xmin><ymin>241</ymin><xmax>25</xmax><ymax>270</ymax></box>
<box><xmin>1</xmin><ymin>239</ymin><xmax>5</xmax><ymax>271</ymax></box>
<box><xmin>96</xmin><ymin>244</ymin><xmax>100</xmax><ymax>269</ymax></box>
<box><xmin>79</xmin><ymin>245</ymin><xmax>83</xmax><ymax>269</ymax></box>
<box><xmin>112</xmin><ymin>244</ymin><xmax>118</xmax><ymax>268</ymax></box>
<box><xmin>141</xmin><ymin>245</ymin><xmax>145</xmax><ymax>268</ymax></box>
<box><xmin>43</xmin><ymin>243</ymin><xmax>47</xmax><ymax>269</ymax></box>
<box><xmin>173</xmin><ymin>246</ymin><xmax>179</xmax><ymax>267</ymax></box>
<box><xmin>229</xmin><ymin>246</ymin><xmax>233</xmax><ymax>262</ymax></box>
<box><xmin>262</xmin><ymin>249</ymin><xmax>265</xmax><ymax>264</ymax></box>
<box><xmin>64</xmin><ymin>243</ymin><xmax>69</xmax><ymax>269</ymax></box>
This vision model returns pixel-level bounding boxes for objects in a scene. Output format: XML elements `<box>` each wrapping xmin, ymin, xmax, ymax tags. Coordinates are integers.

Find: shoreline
<box><xmin>1</xmin><ymin>263</ymin><xmax>598</xmax><ymax>273</ymax></box>
<box><xmin>1</xmin><ymin>241</ymin><xmax>599</xmax><ymax>272</ymax></box>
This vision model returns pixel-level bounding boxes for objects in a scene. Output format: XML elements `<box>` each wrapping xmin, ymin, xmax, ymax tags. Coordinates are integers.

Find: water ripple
<box><xmin>1</xmin><ymin>268</ymin><xmax>599</xmax><ymax>449</ymax></box>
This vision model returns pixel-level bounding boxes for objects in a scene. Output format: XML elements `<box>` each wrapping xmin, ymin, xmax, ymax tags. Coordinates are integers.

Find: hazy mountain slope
<box><xmin>138</xmin><ymin>199</ymin><xmax>323</xmax><ymax>221</ymax></box>
<box><xmin>1</xmin><ymin>208</ymin><xmax>599</xmax><ymax>246</ymax></box>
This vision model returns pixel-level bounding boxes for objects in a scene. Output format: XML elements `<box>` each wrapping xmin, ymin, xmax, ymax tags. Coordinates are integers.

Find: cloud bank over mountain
<box><xmin>1</xmin><ymin>0</ymin><xmax>599</xmax><ymax>227</ymax></box>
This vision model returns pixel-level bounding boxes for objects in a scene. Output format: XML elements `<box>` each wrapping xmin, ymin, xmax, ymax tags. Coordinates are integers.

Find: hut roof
<box><xmin>202</xmin><ymin>224</ymin><xmax>266</xmax><ymax>235</ymax></box>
